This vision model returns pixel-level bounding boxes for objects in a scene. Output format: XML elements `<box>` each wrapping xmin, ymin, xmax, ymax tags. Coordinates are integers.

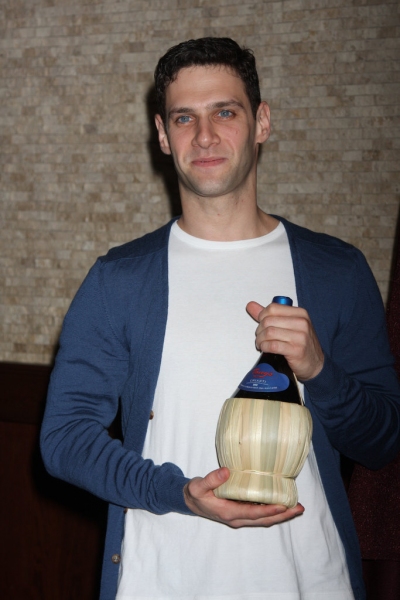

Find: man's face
<box><xmin>155</xmin><ymin>65</ymin><xmax>270</xmax><ymax>202</ymax></box>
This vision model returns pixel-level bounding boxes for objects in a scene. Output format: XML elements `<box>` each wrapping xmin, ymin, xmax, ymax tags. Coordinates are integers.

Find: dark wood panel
<box><xmin>0</xmin><ymin>420</ymin><xmax>107</xmax><ymax>599</ymax></box>
<box><xmin>0</xmin><ymin>362</ymin><xmax>51</xmax><ymax>424</ymax></box>
<box><xmin>0</xmin><ymin>363</ymin><xmax>107</xmax><ymax>600</ymax></box>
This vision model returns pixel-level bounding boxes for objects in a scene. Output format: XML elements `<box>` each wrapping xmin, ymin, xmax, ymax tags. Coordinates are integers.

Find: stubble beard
<box><xmin>175</xmin><ymin>153</ymin><xmax>256</xmax><ymax>203</ymax></box>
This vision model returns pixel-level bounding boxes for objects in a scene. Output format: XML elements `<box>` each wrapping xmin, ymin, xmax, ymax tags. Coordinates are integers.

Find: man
<box><xmin>41</xmin><ymin>38</ymin><xmax>400</xmax><ymax>600</ymax></box>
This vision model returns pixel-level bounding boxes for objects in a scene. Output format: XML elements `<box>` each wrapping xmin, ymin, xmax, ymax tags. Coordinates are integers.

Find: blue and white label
<box><xmin>238</xmin><ymin>363</ymin><xmax>290</xmax><ymax>392</ymax></box>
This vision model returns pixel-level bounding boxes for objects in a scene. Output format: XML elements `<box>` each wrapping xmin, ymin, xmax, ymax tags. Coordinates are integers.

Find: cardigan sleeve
<box><xmin>40</xmin><ymin>260</ymin><xmax>193</xmax><ymax>515</ymax></box>
<box><xmin>303</xmin><ymin>248</ymin><xmax>400</xmax><ymax>470</ymax></box>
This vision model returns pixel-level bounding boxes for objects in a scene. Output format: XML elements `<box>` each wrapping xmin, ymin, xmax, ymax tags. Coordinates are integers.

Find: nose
<box><xmin>192</xmin><ymin>117</ymin><xmax>220</xmax><ymax>149</ymax></box>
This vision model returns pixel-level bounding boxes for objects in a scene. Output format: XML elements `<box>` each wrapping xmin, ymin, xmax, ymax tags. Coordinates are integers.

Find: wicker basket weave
<box><xmin>215</xmin><ymin>397</ymin><xmax>313</xmax><ymax>508</ymax></box>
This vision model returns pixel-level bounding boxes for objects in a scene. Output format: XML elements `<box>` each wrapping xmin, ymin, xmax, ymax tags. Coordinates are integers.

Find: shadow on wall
<box><xmin>146</xmin><ymin>84</ymin><xmax>182</xmax><ymax>218</ymax></box>
<box><xmin>347</xmin><ymin>204</ymin><xmax>400</xmax><ymax>600</ymax></box>
<box><xmin>388</xmin><ymin>201</ymin><xmax>400</xmax><ymax>294</ymax></box>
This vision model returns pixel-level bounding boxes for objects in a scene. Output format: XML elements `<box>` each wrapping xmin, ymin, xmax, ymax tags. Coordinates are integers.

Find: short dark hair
<box><xmin>154</xmin><ymin>37</ymin><xmax>261</xmax><ymax>123</ymax></box>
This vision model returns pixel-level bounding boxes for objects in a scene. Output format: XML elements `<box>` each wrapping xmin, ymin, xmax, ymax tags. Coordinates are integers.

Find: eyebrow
<box><xmin>168</xmin><ymin>99</ymin><xmax>245</xmax><ymax>120</ymax></box>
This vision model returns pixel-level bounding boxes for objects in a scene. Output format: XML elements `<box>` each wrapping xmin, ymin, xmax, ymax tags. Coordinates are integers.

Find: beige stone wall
<box><xmin>1</xmin><ymin>0</ymin><xmax>399</xmax><ymax>364</ymax></box>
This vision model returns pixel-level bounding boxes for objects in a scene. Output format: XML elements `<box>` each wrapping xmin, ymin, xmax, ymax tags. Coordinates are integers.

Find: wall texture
<box><xmin>1</xmin><ymin>0</ymin><xmax>399</xmax><ymax>364</ymax></box>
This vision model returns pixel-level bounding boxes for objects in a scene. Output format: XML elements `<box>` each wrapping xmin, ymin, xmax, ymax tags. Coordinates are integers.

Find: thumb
<box><xmin>197</xmin><ymin>467</ymin><xmax>230</xmax><ymax>494</ymax></box>
<box><xmin>246</xmin><ymin>301</ymin><xmax>264</xmax><ymax>323</ymax></box>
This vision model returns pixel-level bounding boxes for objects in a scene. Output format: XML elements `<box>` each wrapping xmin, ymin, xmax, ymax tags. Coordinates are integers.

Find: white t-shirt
<box><xmin>116</xmin><ymin>221</ymin><xmax>354</xmax><ymax>600</ymax></box>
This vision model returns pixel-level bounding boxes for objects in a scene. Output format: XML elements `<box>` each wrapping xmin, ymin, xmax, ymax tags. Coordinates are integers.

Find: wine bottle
<box><xmin>215</xmin><ymin>296</ymin><xmax>311</xmax><ymax>506</ymax></box>
<box><xmin>234</xmin><ymin>296</ymin><xmax>302</xmax><ymax>405</ymax></box>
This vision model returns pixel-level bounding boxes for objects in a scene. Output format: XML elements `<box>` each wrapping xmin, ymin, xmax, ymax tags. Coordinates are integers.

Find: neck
<box><xmin>178</xmin><ymin>192</ymin><xmax>279</xmax><ymax>241</ymax></box>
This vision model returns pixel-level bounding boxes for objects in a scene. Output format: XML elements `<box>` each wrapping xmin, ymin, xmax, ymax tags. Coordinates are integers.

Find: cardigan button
<box><xmin>149</xmin><ymin>410</ymin><xmax>154</xmax><ymax>420</ymax></box>
<box><xmin>111</xmin><ymin>554</ymin><xmax>121</xmax><ymax>564</ymax></box>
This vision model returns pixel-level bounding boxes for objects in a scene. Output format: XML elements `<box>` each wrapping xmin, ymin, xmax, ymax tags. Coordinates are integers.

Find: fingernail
<box><xmin>217</xmin><ymin>467</ymin><xmax>228</xmax><ymax>480</ymax></box>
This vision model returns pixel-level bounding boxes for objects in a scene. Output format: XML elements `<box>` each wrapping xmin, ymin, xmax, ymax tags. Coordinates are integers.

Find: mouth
<box><xmin>191</xmin><ymin>157</ymin><xmax>226</xmax><ymax>168</ymax></box>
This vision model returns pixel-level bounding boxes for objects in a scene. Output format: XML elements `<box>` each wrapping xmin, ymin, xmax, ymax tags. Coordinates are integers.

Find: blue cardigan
<box><xmin>41</xmin><ymin>216</ymin><xmax>400</xmax><ymax>600</ymax></box>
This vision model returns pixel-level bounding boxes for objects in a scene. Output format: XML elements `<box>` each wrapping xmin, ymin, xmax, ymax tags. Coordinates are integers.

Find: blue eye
<box><xmin>219</xmin><ymin>110</ymin><xmax>232</xmax><ymax>118</ymax></box>
<box><xmin>177</xmin><ymin>115</ymin><xmax>191</xmax><ymax>124</ymax></box>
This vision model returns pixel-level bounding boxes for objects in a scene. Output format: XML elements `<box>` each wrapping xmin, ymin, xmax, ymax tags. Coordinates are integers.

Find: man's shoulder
<box><xmin>99</xmin><ymin>218</ymin><xmax>175</xmax><ymax>264</ymax></box>
<box><xmin>277</xmin><ymin>216</ymin><xmax>363</xmax><ymax>271</ymax></box>
<box><xmin>80</xmin><ymin>220</ymin><xmax>174</xmax><ymax>324</ymax></box>
<box><xmin>277</xmin><ymin>216</ymin><xmax>354</xmax><ymax>252</ymax></box>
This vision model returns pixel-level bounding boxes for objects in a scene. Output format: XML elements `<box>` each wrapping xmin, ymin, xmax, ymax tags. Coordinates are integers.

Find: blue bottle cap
<box><xmin>272</xmin><ymin>296</ymin><xmax>293</xmax><ymax>306</ymax></box>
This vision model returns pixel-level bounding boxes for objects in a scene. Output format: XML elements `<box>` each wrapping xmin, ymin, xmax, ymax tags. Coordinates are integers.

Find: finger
<box><xmin>223</xmin><ymin>501</ymin><xmax>289</xmax><ymax>522</ymax></box>
<box><xmin>191</xmin><ymin>467</ymin><xmax>230</xmax><ymax>496</ymax></box>
<box><xmin>228</xmin><ymin>503</ymin><xmax>305</xmax><ymax>528</ymax></box>
<box><xmin>220</xmin><ymin>499</ymin><xmax>303</xmax><ymax>523</ymax></box>
<box><xmin>246</xmin><ymin>301</ymin><xmax>264</xmax><ymax>323</ymax></box>
<box><xmin>258</xmin><ymin>309</ymin><xmax>309</xmax><ymax>331</ymax></box>
<box><xmin>258</xmin><ymin>324</ymin><xmax>306</xmax><ymax>350</ymax></box>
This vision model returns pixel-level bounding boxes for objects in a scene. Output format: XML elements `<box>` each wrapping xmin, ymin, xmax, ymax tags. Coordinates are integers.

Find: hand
<box><xmin>246</xmin><ymin>301</ymin><xmax>324</xmax><ymax>381</ymax></box>
<box><xmin>184</xmin><ymin>467</ymin><xmax>304</xmax><ymax>528</ymax></box>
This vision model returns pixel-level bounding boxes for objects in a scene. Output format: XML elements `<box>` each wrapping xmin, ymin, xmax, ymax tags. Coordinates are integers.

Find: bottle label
<box><xmin>238</xmin><ymin>363</ymin><xmax>290</xmax><ymax>392</ymax></box>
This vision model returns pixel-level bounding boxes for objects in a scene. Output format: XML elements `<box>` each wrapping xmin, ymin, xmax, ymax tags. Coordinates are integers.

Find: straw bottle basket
<box><xmin>214</xmin><ymin>397</ymin><xmax>312</xmax><ymax>507</ymax></box>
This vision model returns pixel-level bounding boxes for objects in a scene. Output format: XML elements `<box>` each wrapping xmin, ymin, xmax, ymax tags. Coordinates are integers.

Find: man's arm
<box><xmin>246</xmin><ymin>258</ymin><xmax>400</xmax><ymax>470</ymax></box>
<box><xmin>40</xmin><ymin>261</ymin><xmax>192</xmax><ymax>516</ymax></box>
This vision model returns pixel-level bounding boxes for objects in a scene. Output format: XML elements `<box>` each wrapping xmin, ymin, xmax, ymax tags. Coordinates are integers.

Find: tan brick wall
<box><xmin>1</xmin><ymin>0</ymin><xmax>399</xmax><ymax>364</ymax></box>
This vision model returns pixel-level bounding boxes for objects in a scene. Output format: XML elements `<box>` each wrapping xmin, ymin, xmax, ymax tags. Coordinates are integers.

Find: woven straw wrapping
<box><xmin>215</xmin><ymin>398</ymin><xmax>313</xmax><ymax>508</ymax></box>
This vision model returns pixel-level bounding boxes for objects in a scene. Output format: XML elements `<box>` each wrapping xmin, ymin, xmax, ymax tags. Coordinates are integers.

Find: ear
<box><xmin>155</xmin><ymin>114</ymin><xmax>172</xmax><ymax>155</ymax></box>
<box><xmin>255</xmin><ymin>102</ymin><xmax>271</xmax><ymax>144</ymax></box>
